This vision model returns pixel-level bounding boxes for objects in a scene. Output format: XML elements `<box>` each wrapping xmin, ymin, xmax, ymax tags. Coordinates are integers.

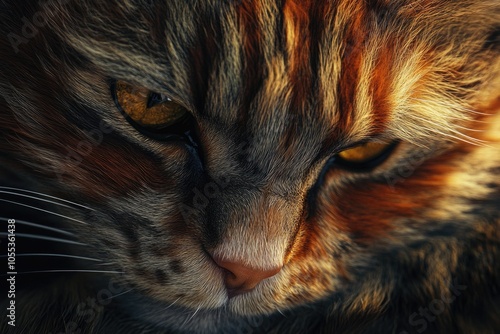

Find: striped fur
<box><xmin>0</xmin><ymin>0</ymin><xmax>499</xmax><ymax>333</ymax></box>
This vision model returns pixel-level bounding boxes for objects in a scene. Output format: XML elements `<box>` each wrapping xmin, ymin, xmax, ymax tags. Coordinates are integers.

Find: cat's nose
<box><xmin>213</xmin><ymin>257</ymin><xmax>281</xmax><ymax>297</ymax></box>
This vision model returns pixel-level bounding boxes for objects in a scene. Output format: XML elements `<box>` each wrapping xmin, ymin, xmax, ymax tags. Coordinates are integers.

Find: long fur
<box><xmin>0</xmin><ymin>0</ymin><xmax>499</xmax><ymax>333</ymax></box>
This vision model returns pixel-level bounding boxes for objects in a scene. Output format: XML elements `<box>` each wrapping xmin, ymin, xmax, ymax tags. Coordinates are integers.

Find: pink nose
<box><xmin>213</xmin><ymin>257</ymin><xmax>281</xmax><ymax>297</ymax></box>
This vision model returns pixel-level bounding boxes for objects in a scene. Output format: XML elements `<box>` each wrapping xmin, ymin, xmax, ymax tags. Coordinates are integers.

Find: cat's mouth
<box><xmin>119</xmin><ymin>243</ymin><xmax>287</xmax><ymax>317</ymax></box>
<box><xmin>117</xmin><ymin>286</ymin><xmax>284</xmax><ymax>333</ymax></box>
<box><xmin>117</xmin><ymin>271</ymin><xmax>280</xmax><ymax>320</ymax></box>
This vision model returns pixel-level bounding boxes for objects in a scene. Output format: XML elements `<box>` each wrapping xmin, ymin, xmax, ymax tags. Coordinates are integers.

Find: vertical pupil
<box><xmin>147</xmin><ymin>92</ymin><xmax>165</xmax><ymax>108</ymax></box>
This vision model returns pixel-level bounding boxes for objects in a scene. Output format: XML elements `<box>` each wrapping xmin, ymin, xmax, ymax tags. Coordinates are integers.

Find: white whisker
<box><xmin>103</xmin><ymin>288</ymin><xmax>134</xmax><ymax>300</ymax></box>
<box><xmin>0</xmin><ymin>253</ymin><xmax>101</xmax><ymax>262</ymax></box>
<box><xmin>0</xmin><ymin>186</ymin><xmax>95</xmax><ymax>211</ymax></box>
<box><xmin>0</xmin><ymin>190</ymin><xmax>74</xmax><ymax>209</ymax></box>
<box><xmin>0</xmin><ymin>198</ymin><xmax>88</xmax><ymax>225</ymax></box>
<box><xmin>6</xmin><ymin>269</ymin><xmax>124</xmax><ymax>275</ymax></box>
<box><xmin>0</xmin><ymin>232</ymin><xmax>86</xmax><ymax>246</ymax></box>
<box><xmin>182</xmin><ymin>306</ymin><xmax>201</xmax><ymax>327</ymax></box>
<box><xmin>0</xmin><ymin>217</ymin><xmax>74</xmax><ymax>236</ymax></box>
<box><xmin>165</xmin><ymin>297</ymin><xmax>180</xmax><ymax>310</ymax></box>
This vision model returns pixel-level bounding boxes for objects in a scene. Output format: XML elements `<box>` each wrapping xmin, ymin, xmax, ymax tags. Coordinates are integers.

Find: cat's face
<box><xmin>1</xmin><ymin>0</ymin><xmax>499</xmax><ymax>331</ymax></box>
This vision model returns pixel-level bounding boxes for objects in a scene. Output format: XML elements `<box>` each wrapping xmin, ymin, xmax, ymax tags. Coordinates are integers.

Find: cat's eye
<box><xmin>335</xmin><ymin>141</ymin><xmax>397</xmax><ymax>171</ymax></box>
<box><xmin>111</xmin><ymin>80</ymin><xmax>195</xmax><ymax>140</ymax></box>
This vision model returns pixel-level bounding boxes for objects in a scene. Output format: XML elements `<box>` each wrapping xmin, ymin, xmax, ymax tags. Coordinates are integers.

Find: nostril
<box><xmin>212</xmin><ymin>257</ymin><xmax>282</xmax><ymax>294</ymax></box>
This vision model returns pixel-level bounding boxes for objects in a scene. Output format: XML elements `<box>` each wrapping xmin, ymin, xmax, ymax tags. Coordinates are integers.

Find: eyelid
<box><xmin>334</xmin><ymin>140</ymin><xmax>399</xmax><ymax>172</ymax></box>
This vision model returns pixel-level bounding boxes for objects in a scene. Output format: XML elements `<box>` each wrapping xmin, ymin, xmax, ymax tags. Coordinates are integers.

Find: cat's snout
<box><xmin>212</xmin><ymin>257</ymin><xmax>281</xmax><ymax>298</ymax></box>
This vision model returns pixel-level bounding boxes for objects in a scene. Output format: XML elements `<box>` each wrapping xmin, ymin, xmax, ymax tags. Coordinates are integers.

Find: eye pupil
<box><xmin>147</xmin><ymin>92</ymin><xmax>171</xmax><ymax>108</ymax></box>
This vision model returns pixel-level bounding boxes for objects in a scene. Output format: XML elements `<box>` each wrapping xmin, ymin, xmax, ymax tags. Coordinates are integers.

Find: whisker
<box><xmin>0</xmin><ymin>232</ymin><xmax>86</xmax><ymax>246</ymax></box>
<box><xmin>2</xmin><ymin>269</ymin><xmax>124</xmax><ymax>275</ymax></box>
<box><xmin>0</xmin><ymin>253</ymin><xmax>101</xmax><ymax>262</ymax></box>
<box><xmin>182</xmin><ymin>306</ymin><xmax>201</xmax><ymax>327</ymax></box>
<box><xmin>165</xmin><ymin>297</ymin><xmax>181</xmax><ymax>310</ymax></box>
<box><xmin>0</xmin><ymin>198</ymin><xmax>88</xmax><ymax>225</ymax></box>
<box><xmin>103</xmin><ymin>288</ymin><xmax>134</xmax><ymax>300</ymax></box>
<box><xmin>0</xmin><ymin>217</ymin><xmax>74</xmax><ymax>236</ymax></box>
<box><xmin>0</xmin><ymin>186</ymin><xmax>95</xmax><ymax>211</ymax></box>
<box><xmin>0</xmin><ymin>190</ymin><xmax>74</xmax><ymax>209</ymax></box>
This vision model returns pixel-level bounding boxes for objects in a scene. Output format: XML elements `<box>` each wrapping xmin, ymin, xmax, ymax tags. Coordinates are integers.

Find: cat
<box><xmin>1</xmin><ymin>0</ymin><xmax>499</xmax><ymax>333</ymax></box>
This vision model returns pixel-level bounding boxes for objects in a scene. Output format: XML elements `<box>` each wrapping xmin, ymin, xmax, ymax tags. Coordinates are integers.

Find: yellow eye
<box><xmin>336</xmin><ymin>141</ymin><xmax>396</xmax><ymax>169</ymax></box>
<box><xmin>112</xmin><ymin>80</ymin><xmax>194</xmax><ymax>139</ymax></box>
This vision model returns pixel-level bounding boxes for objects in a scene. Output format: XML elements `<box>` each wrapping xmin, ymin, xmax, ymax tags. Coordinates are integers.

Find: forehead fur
<box><xmin>2</xmin><ymin>0</ymin><xmax>498</xmax><ymax>161</ymax></box>
<box><xmin>53</xmin><ymin>0</ymin><xmax>498</xmax><ymax>138</ymax></box>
